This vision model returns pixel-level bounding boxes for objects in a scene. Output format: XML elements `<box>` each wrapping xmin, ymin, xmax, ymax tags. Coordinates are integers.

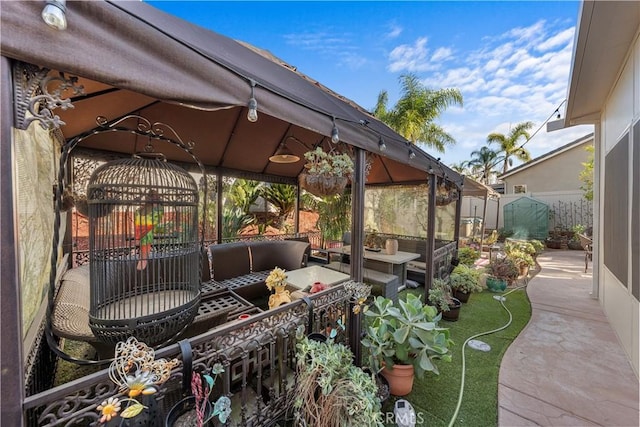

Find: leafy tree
<box><xmin>449</xmin><ymin>161</ymin><xmax>472</xmax><ymax>176</ymax></box>
<box><xmin>487</xmin><ymin>121</ymin><xmax>534</xmax><ymax>173</ymax></box>
<box><xmin>579</xmin><ymin>144</ymin><xmax>594</xmax><ymax>201</ymax></box>
<box><xmin>316</xmin><ymin>192</ymin><xmax>351</xmax><ymax>245</ymax></box>
<box><xmin>373</xmin><ymin>73</ymin><xmax>463</xmax><ymax>153</ymax></box>
<box><xmin>467</xmin><ymin>146</ymin><xmax>501</xmax><ymax>184</ymax></box>
<box><xmin>262</xmin><ymin>183</ymin><xmax>297</xmax><ymax>229</ymax></box>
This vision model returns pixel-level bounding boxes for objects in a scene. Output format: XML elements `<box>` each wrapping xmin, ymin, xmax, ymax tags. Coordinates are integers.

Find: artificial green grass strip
<box><xmin>381</xmin><ymin>286</ymin><xmax>532</xmax><ymax>426</ymax></box>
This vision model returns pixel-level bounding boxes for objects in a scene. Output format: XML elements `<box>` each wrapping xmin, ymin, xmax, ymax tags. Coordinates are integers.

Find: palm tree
<box><xmin>373</xmin><ymin>73</ymin><xmax>463</xmax><ymax>153</ymax></box>
<box><xmin>487</xmin><ymin>121</ymin><xmax>534</xmax><ymax>173</ymax></box>
<box><xmin>262</xmin><ymin>183</ymin><xmax>297</xmax><ymax>229</ymax></box>
<box><xmin>449</xmin><ymin>161</ymin><xmax>471</xmax><ymax>175</ymax></box>
<box><xmin>467</xmin><ymin>146</ymin><xmax>501</xmax><ymax>184</ymax></box>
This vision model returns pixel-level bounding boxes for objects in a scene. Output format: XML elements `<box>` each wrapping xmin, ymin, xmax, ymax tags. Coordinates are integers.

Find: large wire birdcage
<box><xmin>87</xmin><ymin>153</ymin><xmax>200</xmax><ymax>345</ymax></box>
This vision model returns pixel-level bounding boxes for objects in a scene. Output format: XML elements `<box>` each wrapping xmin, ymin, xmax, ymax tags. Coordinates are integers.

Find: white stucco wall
<box><xmin>599</xmin><ymin>30</ymin><xmax>640</xmax><ymax>378</ymax></box>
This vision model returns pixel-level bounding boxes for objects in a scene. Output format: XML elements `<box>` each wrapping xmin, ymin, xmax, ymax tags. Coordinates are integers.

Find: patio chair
<box><xmin>577</xmin><ymin>233</ymin><xmax>593</xmax><ymax>273</ymax></box>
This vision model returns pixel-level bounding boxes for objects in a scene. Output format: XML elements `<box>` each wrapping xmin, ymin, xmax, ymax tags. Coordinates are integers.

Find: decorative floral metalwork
<box><xmin>13</xmin><ymin>61</ymin><xmax>84</xmax><ymax>131</ymax></box>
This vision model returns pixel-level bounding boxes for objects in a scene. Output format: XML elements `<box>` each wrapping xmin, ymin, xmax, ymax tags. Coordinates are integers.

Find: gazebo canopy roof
<box><xmin>1</xmin><ymin>0</ymin><xmax>463</xmax><ymax>187</ymax></box>
<box><xmin>463</xmin><ymin>176</ymin><xmax>500</xmax><ymax>200</ymax></box>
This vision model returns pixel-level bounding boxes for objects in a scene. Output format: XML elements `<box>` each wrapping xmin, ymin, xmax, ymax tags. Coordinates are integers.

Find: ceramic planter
<box><xmin>486</xmin><ymin>276</ymin><xmax>507</xmax><ymax>292</ymax></box>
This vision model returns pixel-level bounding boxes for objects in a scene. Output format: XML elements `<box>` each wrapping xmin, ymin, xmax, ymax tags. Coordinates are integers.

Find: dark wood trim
<box><xmin>349</xmin><ymin>147</ymin><xmax>366</xmax><ymax>366</ymax></box>
<box><xmin>424</xmin><ymin>174</ymin><xmax>437</xmax><ymax>296</ymax></box>
<box><xmin>1</xmin><ymin>57</ymin><xmax>24</xmax><ymax>425</ymax></box>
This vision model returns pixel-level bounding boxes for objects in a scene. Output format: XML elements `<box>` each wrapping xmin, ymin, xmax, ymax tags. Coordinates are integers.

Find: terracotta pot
<box><xmin>453</xmin><ymin>289</ymin><xmax>470</xmax><ymax>303</ymax></box>
<box><xmin>380</xmin><ymin>363</ymin><xmax>414</xmax><ymax>396</ymax></box>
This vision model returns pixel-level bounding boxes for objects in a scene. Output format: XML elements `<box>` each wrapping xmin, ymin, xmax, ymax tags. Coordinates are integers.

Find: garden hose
<box><xmin>446</xmin><ymin>284</ymin><xmax>528</xmax><ymax>427</ymax></box>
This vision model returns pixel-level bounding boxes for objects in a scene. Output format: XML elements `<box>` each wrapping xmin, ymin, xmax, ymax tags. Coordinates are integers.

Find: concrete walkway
<box><xmin>498</xmin><ymin>250</ymin><xmax>640</xmax><ymax>426</ymax></box>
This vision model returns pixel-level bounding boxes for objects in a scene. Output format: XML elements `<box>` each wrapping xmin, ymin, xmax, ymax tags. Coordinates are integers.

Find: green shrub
<box><xmin>457</xmin><ymin>247</ymin><xmax>480</xmax><ymax>266</ymax></box>
<box><xmin>450</xmin><ymin>264</ymin><xmax>483</xmax><ymax>293</ymax></box>
<box><xmin>497</xmin><ymin>228</ymin><xmax>513</xmax><ymax>242</ymax></box>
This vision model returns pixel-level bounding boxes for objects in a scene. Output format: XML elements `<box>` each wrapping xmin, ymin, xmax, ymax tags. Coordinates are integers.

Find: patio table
<box><xmin>327</xmin><ymin>245</ymin><xmax>420</xmax><ymax>288</ymax></box>
<box><xmin>286</xmin><ymin>265</ymin><xmax>350</xmax><ymax>291</ymax></box>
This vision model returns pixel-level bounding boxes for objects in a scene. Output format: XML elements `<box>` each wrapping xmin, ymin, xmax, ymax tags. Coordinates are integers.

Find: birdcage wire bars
<box><xmin>87</xmin><ymin>154</ymin><xmax>200</xmax><ymax>345</ymax></box>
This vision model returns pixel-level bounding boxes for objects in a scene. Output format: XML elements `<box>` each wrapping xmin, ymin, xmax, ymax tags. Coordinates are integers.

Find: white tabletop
<box><xmin>285</xmin><ymin>265</ymin><xmax>350</xmax><ymax>290</ymax></box>
<box><xmin>328</xmin><ymin>245</ymin><xmax>420</xmax><ymax>265</ymax></box>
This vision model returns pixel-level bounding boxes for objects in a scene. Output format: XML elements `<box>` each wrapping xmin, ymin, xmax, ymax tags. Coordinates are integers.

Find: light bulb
<box><xmin>409</xmin><ymin>149</ymin><xmax>416</xmax><ymax>159</ymax></box>
<box><xmin>331</xmin><ymin>124</ymin><xmax>339</xmax><ymax>144</ymax></box>
<box><xmin>42</xmin><ymin>0</ymin><xmax>67</xmax><ymax>31</ymax></box>
<box><xmin>247</xmin><ymin>97</ymin><xmax>258</xmax><ymax>122</ymax></box>
<box><xmin>378</xmin><ymin>136</ymin><xmax>386</xmax><ymax>151</ymax></box>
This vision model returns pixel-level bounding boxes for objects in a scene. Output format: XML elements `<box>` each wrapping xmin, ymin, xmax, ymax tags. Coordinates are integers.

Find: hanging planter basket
<box><xmin>299</xmin><ymin>173</ymin><xmax>348</xmax><ymax>197</ymax></box>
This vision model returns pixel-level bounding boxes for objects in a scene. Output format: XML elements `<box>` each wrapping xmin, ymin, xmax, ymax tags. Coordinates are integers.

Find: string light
<box><xmin>247</xmin><ymin>80</ymin><xmax>258</xmax><ymax>123</ymax></box>
<box><xmin>378</xmin><ymin>135</ymin><xmax>386</xmax><ymax>151</ymax></box>
<box><xmin>331</xmin><ymin>117</ymin><xmax>339</xmax><ymax>144</ymax></box>
<box><xmin>42</xmin><ymin>0</ymin><xmax>67</xmax><ymax>30</ymax></box>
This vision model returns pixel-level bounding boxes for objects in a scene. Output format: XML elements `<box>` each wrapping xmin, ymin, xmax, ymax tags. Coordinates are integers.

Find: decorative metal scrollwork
<box><xmin>13</xmin><ymin>61</ymin><xmax>84</xmax><ymax>131</ymax></box>
<box><xmin>95</xmin><ymin>115</ymin><xmax>196</xmax><ymax>153</ymax></box>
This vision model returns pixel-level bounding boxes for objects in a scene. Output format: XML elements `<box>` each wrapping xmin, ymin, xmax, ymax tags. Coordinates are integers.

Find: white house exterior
<box><xmin>462</xmin><ymin>134</ymin><xmax>593</xmax><ymax>232</ymax></box>
<box><xmin>496</xmin><ymin>134</ymin><xmax>594</xmax><ymax>232</ymax></box>
<box><xmin>499</xmin><ymin>133</ymin><xmax>593</xmax><ymax>195</ymax></box>
<box><xmin>562</xmin><ymin>0</ymin><xmax>640</xmax><ymax>378</ymax></box>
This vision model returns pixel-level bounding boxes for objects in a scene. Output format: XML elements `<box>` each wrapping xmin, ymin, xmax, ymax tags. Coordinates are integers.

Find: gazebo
<box><xmin>0</xmin><ymin>1</ymin><xmax>463</xmax><ymax>425</ymax></box>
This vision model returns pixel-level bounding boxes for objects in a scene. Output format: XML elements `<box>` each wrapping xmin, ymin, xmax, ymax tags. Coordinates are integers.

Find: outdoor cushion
<box><xmin>250</xmin><ymin>240</ymin><xmax>310</xmax><ymax>272</ymax></box>
<box><xmin>209</xmin><ymin>242</ymin><xmax>251</xmax><ymax>281</ymax></box>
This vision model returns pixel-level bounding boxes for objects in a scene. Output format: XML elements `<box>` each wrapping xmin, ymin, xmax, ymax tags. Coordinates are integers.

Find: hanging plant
<box><xmin>435</xmin><ymin>181</ymin><xmax>459</xmax><ymax>206</ymax></box>
<box><xmin>299</xmin><ymin>147</ymin><xmax>354</xmax><ymax>197</ymax></box>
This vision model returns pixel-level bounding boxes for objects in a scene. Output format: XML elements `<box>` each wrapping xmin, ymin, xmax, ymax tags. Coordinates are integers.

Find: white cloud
<box><xmin>388</xmin><ymin>37</ymin><xmax>430</xmax><ymax>72</ymax></box>
<box><xmin>537</xmin><ymin>28</ymin><xmax>574</xmax><ymax>52</ymax></box>
<box><xmin>432</xmin><ymin>47</ymin><xmax>453</xmax><ymax>62</ymax></box>
<box><xmin>386</xmin><ymin>23</ymin><xmax>403</xmax><ymax>39</ymax></box>
<box><xmin>284</xmin><ymin>31</ymin><xmax>368</xmax><ymax>70</ymax></box>
<box><xmin>383</xmin><ymin>19</ymin><xmax>579</xmax><ymax>165</ymax></box>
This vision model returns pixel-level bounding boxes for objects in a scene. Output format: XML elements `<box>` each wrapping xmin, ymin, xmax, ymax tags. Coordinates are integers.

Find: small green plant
<box><xmin>449</xmin><ymin>264</ymin><xmax>483</xmax><ymax>294</ymax></box>
<box><xmin>504</xmin><ymin>240</ymin><xmax>536</xmax><ymax>256</ymax></box>
<box><xmin>571</xmin><ymin>224</ymin><xmax>586</xmax><ymax>241</ymax></box>
<box><xmin>428</xmin><ymin>278</ymin><xmax>455</xmax><ymax>312</ymax></box>
<box><xmin>486</xmin><ymin>257</ymin><xmax>519</xmax><ymax>284</ymax></box>
<box><xmin>529</xmin><ymin>239</ymin><xmax>545</xmax><ymax>256</ymax></box>
<box><xmin>497</xmin><ymin>228</ymin><xmax>514</xmax><ymax>242</ymax></box>
<box><xmin>506</xmin><ymin>248</ymin><xmax>535</xmax><ymax>269</ymax></box>
<box><xmin>294</xmin><ymin>329</ymin><xmax>383</xmax><ymax>427</ymax></box>
<box><xmin>361</xmin><ymin>294</ymin><xmax>453</xmax><ymax>377</ymax></box>
<box><xmin>303</xmin><ymin>147</ymin><xmax>354</xmax><ymax>178</ymax></box>
<box><xmin>457</xmin><ymin>247</ymin><xmax>480</xmax><ymax>266</ymax></box>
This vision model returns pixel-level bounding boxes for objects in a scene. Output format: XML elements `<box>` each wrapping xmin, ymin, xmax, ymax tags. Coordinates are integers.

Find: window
<box><xmin>513</xmin><ymin>184</ymin><xmax>527</xmax><ymax>194</ymax></box>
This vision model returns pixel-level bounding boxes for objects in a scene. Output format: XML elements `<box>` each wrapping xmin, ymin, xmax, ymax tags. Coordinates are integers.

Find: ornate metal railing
<box><xmin>433</xmin><ymin>240</ymin><xmax>458</xmax><ymax>280</ymax></box>
<box><xmin>24</xmin><ymin>286</ymin><xmax>352</xmax><ymax>426</ymax></box>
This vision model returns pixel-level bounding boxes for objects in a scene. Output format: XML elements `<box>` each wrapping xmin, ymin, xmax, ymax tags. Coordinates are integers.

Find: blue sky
<box><xmin>148</xmin><ymin>1</ymin><xmax>593</xmax><ymax>169</ymax></box>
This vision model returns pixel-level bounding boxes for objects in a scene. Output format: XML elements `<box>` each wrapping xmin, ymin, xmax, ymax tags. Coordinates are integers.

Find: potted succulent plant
<box><xmin>361</xmin><ymin>294</ymin><xmax>453</xmax><ymax>396</ymax></box>
<box><xmin>485</xmin><ymin>257</ymin><xmax>519</xmax><ymax>292</ymax></box>
<box><xmin>428</xmin><ymin>278</ymin><xmax>462</xmax><ymax>321</ymax></box>
<box><xmin>449</xmin><ymin>264</ymin><xmax>483</xmax><ymax>303</ymax></box>
<box><xmin>299</xmin><ymin>147</ymin><xmax>354</xmax><ymax>197</ymax></box>
<box><xmin>293</xmin><ymin>328</ymin><xmax>384</xmax><ymax>427</ymax></box>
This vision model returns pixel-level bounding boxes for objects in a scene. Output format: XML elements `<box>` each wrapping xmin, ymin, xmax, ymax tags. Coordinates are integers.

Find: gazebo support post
<box><xmin>453</xmin><ymin>184</ymin><xmax>463</xmax><ymax>248</ymax></box>
<box><xmin>349</xmin><ymin>147</ymin><xmax>365</xmax><ymax>366</ymax></box>
<box><xmin>479</xmin><ymin>192</ymin><xmax>489</xmax><ymax>253</ymax></box>
<box><xmin>425</xmin><ymin>173</ymin><xmax>437</xmax><ymax>297</ymax></box>
<box><xmin>216</xmin><ymin>170</ymin><xmax>223</xmax><ymax>244</ymax></box>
